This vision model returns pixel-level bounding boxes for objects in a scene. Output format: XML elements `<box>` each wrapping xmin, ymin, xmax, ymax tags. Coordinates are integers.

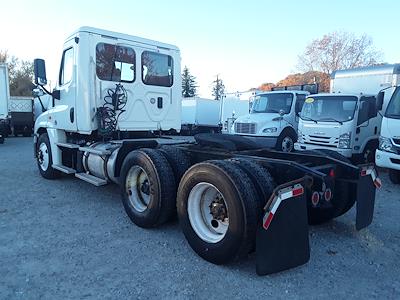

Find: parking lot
<box><xmin>0</xmin><ymin>137</ymin><xmax>399</xmax><ymax>299</ymax></box>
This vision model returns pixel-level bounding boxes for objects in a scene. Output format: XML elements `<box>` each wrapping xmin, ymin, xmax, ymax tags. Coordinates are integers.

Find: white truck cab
<box><xmin>295</xmin><ymin>65</ymin><xmax>399</xmax><ymax>163</ymax></box>
<box><xmin>231</xmin><ymin>85</ymin><xmax>317</xmax><ymax>152</ymax></box>
<box><xmin>34</xmin><ymin>26</ymin><xmax>181</xmax><ymax>140</ymax></box>
<box><xmin>295</xmin><ymin>93</ymin><xmax>381</xmax><ymax>161</ymax></box>
<box><xmin>376</xmin><ymin>86</ymin><xmax>400</xmax><ymax>184</ymax></box>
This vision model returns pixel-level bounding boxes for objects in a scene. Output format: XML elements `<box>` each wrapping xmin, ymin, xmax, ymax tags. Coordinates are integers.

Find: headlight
<box><xmin>338</xmin><ymin>132</ymin><xmax>351</xmax><ymax>149</ymax></box>
<box><xmin>379</xmin><ymin>136</ymin><xmax>396</xmax><ymax>153</ymax></box>
<box><xmin>263</xmin><ymin>127</ymin><xmax>277</xmax><ymax>133</ymax></box>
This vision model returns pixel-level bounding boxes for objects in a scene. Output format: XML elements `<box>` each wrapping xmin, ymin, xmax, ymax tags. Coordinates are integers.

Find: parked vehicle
<box><xmin>376</xmin><ymin>85</ymin><xmax>400</xmax><ymax>184</ymax></box>
<box><xmin>295</xmin><ymin>65</ymin><xmax>399</xmax><ymax>163</ymax></box>
<box><xmin>0</xmin><ymin>63</ymin><xmax>10</xmax><ymax>143</ymax></box>
<box><xmin>220</xmin><ymin>97</ymin><xmax>249</xmax><ymax>133</ymax></box>
<box><xmin>32</xmin><ymin>27</ymin><xmax>380</xmax><ymax>275</ymax></box>
<box><xmin>181</xmin><ymin>97</ymin><xmax>220</xmax><ymax>134</ymax></box>
<box><xmin>231</xmin><ymin>84</ymin><xmax>318</xmax><ymax>152</ymax></box>
<box><xmin>8</xmin><ymin>96</ymin><xmax>34</xmax><ymax>136</ymax></box>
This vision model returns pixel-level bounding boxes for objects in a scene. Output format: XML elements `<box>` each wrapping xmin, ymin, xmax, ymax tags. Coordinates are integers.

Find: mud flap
<box><xmin>256</xmin><ymin>178</ymin><xmax>311</xmax><ymax>276</ymax></box>
<box><xmin>356</xmin><ymin>166</ymin><xmax>380</xmax><ymax>230</ymax></box>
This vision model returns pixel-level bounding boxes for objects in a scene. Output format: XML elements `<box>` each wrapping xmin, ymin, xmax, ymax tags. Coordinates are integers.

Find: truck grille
<box><xmin>303</xmin><ymin>134</ymin><xmax>338</xmax><ymax>148</ymax></box>
<box><xmin>235</xmin><ymin>123</ymin><xmax>256</xmax><ymax>134</ymax></box>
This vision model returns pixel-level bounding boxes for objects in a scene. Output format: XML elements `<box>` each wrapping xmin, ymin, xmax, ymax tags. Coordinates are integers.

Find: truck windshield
<box><xmin>251</xmin><ymin>93</ymin><xmax>293</xmax><ymax>114</ymax></box>
<box><xmin>385</xmin><ymin>87</ymin><xmax>400</xmax><ymax>119</ymax></box>
<box><xmin>300</xmin><ymin>96</ymin><xmax>357</xmax><ymax>123</ymax></box>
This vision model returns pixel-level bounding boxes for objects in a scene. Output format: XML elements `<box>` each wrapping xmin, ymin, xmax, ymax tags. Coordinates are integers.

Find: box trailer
<box><xmin>181</xmin><ymin>97</ymin><xmax>220</xmax><ymax>134</ymax></box>
<box><xmin>32</xmin><ymin>26</ymin><xmax>381</xmax><ymax>275</ymax></box>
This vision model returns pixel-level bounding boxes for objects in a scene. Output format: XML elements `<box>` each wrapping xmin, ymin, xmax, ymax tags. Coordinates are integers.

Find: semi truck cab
<box><xmin>376</xmin><ymin>86</ymin><xmax>400</xmax><ymax>184</ymax></box>
<box><xmin>231</xmin><ymin>89</ymin><xmax>309</xmax><ymax>152</ymax></box>
<box><xmin>295</xmin><ymin>93</ymin><xmax>382</xmax><ymax>162</ymax></box>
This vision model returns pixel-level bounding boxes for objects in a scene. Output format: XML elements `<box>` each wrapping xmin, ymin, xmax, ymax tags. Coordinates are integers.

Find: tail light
<box><xmin>311</xmin><ymin>191</ymin><xmax>320</xmax><ymax>206</ymax></box>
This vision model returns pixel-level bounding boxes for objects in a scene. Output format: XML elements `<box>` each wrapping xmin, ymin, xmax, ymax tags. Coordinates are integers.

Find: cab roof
<box><xmin>257</xmin><ymin>90</ymin><xmax>309</xmax><ymax>96</ymax></box>
<box><xmin>307</xmin><ymin>93</ymin><xmax>375</xmax><ymax>98</ymax></box>
<box><xmin>66</xmin><ymin>26</ymin><xmax>180</xmax><ymax>51</ymax></box>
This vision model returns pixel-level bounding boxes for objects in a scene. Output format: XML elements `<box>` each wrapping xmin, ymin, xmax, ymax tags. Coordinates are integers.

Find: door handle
<box><xmin>70</xmin><ymin>107</ymin><xmax>74</xmax><ymax>123</ymax></box>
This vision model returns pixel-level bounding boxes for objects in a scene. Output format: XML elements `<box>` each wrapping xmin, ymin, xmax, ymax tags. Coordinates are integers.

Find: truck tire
<box><xmin>177</xmin><ymin>160</ymin><xmax>259</xmax><ymax>264</ymax></box>
<box><xmin>229</xmin><ymin>158</ymin><xmax>276</xmax><ymax>215</ymax></box>
<box><xmin>307</xmin><ymin>149</ymin><xmax>355</xmax><ymax>224</ymax></box>
<box><xmin>36</xmin><ymin>133</ymin><xmax>61</xmax><ymax>179</ymax></box>
<box><xmin>276</xmin><ymin>129</ymin><xmax>296</xmax><ymax>152</ymax></box>
<box><xmin>159</xmin><ymin>145</ymin><xmax>191</xmax><ymax>187</ymax></box>
<box><xmin>120</xmin><ymin>148</ymin><xmax>177</xmax><ymax>228</ymax></box>
<box><xmin>389</xmin><ymin>170</ymin><xmax>400</xmax><ymax>184</ymax></box>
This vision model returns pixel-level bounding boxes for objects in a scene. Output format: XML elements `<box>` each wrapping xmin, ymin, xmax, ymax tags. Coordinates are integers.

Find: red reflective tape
<box><xmin>360</xmin><ymin>169</ymin><xmax>368</xmax><ymax>176</ymax></box>
<box><xmin>263</xmin><ymin>212</ymin><xmax>274</xmax><ymax>230</ymax></box>
<box><xmin>292</xmin><ymin>186</ymin><xmax>304</xmax><ymax>197</ymax></box>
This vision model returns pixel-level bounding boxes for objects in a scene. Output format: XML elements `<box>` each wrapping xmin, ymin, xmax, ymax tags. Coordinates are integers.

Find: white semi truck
<box><xmin>0</xmin><ymin>63</ymin><xmax>10</xmax><ymax>143</ymax></box>
<box><xmin>295</xmin><ymin>65</ymin><xmax>399</xmax><ymax>163</ymax></box>
<box><xmin>231</xmin><ymin>85</ymin><xmax>318</xmax><ymax>152</ymax></box>
<box><xmin>32</xmin><ymin>26</ymin><xmax>381</xmax><ymax>275</ymax></box>
<box><xmin>376</xmin><ymin>85</ymin><xmax>400</xmax><ymax>184</ymax></box>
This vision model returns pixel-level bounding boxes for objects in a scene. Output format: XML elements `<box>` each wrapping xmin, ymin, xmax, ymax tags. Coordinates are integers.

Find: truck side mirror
<box><xmin>34</xmin><ymin>59</ymin><xmax>47</xmax><ymax>86</ymax></box>
<box><xmin>376</xmin><ymin>91</ymin><xmax>384</xmax><ymax>111</ymax></box>
<box><xmin>279</xmin><ymin>109</ymin><xmax>285</xmax><ymax>116</ymax></box>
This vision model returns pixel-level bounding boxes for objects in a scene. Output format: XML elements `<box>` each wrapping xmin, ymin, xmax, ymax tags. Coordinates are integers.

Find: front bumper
<box><xmin>376</xmin><ymin>149</ymin><xmax>400</xmax><ymax>171</ymax></box>
<box><xmin>294</xmin><ymin>142</ymin><xmax>352</xmax><ymax>158</ymax></box>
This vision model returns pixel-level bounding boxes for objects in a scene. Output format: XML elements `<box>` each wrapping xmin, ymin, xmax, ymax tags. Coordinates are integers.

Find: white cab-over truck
<box><xmin>376</xmin><ymin>85</ymin><xmax>400</xmax><ymax>184</ymax></box>
<box><xmin>295</xmin><ymin>65</ymin><xmax>399</xmax><ymax>163</ymax></box>
<box><xmin>0</xmin><ymin>63</ymin><xmax>10</xmax><ymax>143</ymax></box>
<box><xmin>232</xmin><ymin>85</ymin><xmax>318</xmax><ymax>152</ymax></box>
<box><xmin>32</xmin><ymin>27</ymin><xmax>381</xmax><ymax>275</ymax></box>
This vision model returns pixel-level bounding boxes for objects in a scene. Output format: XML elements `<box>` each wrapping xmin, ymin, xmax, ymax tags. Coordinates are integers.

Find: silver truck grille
<box><xmin>303</xmin><ymin>134</ymin><xmax>338</xmax><ymax>148</ymax></box>
<box><xmin>235</xmin><ymin>123</ymin><xmax>256</xmax><ymax>134</ymax></box>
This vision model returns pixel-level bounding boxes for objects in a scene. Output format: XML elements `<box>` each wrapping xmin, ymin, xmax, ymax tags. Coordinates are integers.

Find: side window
<box><xmin>96</xmin><ymin>43</ymin><xmax>135</xmax><ymax>82</ymax></box>
<box><xmin>142</xmin><ymin>51</ymin><xmax>173</xmax><ymax>87</ymax></box>
<box><xmin>295</xmin><ymin>94</ymin><xmax>306</xmax><ymax>113</ymax></box>
<box><xmin>59</xmin><ymin>47</ymin><xmax>74</xmax><ymax>85</ymax></box>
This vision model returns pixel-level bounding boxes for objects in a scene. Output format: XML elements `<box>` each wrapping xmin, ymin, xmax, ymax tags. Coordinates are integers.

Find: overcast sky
<box><xmin>1</xmin><ymin>0</ymin><xmax>399</xmax><ymax>97</ymax></box>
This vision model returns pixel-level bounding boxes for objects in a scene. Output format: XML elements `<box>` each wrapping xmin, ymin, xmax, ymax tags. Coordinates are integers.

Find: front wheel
<box><xmin>276</xmin><ymin>131</ymin><xmax>296</xmax><ymax>152</ymax></box>
<box><xmin>36</xmin><ymin>133</ymin><xmax>60</xmax><ymax>179</ymax></box>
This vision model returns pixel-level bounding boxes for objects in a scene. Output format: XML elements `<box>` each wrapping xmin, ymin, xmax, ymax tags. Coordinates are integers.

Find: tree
<box><xmin>275</xmin><ymin>71</ymin><xmax>330</xmax><ymax>92</ymax></box>
<box><xmin>212</xmin><ymin>75</ymin><xmax>225</xmax><ymax>100</ymax></box>
<box><xmin>0</xmin><ymin>49</ymin><xmax>34</xmax><ymax>96</ymax></box>
<box><xmin>181</xmin><ymin>66</ymin><xmax>198</xmax><ymax>98</ymax></box>
<box><xmin>297</xmin><ymin>31</ymin><xmax>383</xmax><ymax>75</ymax></box>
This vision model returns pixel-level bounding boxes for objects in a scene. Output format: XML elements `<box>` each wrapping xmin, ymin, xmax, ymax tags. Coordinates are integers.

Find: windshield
<box><xmin>251</xmin><ymin>93</ymin><xmax>293</xmax><ymax>114</ymax></box>
<box><xmin>385</xmin><ymin>87</ymin><xmax>400</xmax><ymax>119</ymax></box>
<box><xmin>300</xmin><ymin>96</ymin><xmax>357</xmax><ymax>123</ymax></box>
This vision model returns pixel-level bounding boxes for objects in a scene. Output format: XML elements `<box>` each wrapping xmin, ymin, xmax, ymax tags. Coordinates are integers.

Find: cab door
<box><xmin>53</xmin><ymin>39</ymin><xmax>77</xmax><ymax>132</ymax></box>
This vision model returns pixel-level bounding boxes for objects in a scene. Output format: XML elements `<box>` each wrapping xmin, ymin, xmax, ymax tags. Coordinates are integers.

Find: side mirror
<box><xmin>279</xmin><ymin>109</ymin><xmax>285</xmax><ymax>116</ymax></box>
<box><xmin>376</xmin><ymin>91</ymin><xmax>384</xmax><ymax>111</ymax></box>
<box><xmin>34</xmin><ymin>59</ymin><xmax>47</xmax><ymax>86</ymax></box>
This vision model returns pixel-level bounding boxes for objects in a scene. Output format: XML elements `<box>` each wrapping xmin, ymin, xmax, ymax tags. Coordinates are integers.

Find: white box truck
<box><xmin>31</xmin><ymin>26</ymin><xmax>381</xmax><ymax>275</ymax></box>
<box><xmin>0</xmin><ymin>63</ymin><xmax>10</xmax><ymax>143</ymax></box>
<box><xmin>181</xmin><ymin>97</ymin><xmax>220</xmax><ymax>134</ymax></box>
<box><xmin>231</xmin><ymin>85</ymin><xmax>318</xmax><ymax>152</ymax></box>
<box><xmin>376</xmin><ymin>85</ymin><xmax>400</xmax><ymax>184</ymax></box>
<box><xmin>295</xmin><ymin>64</ymin><xmax>399</xmax><ymax>163</ymax></box>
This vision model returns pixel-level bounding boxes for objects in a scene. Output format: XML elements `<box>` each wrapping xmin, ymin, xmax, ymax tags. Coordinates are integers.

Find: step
<box><xmin>75</xmin><ymin>173</ymin><xmax>108</xmax><ymax>186</ymax></box>
<box><xmin>78</xmin><ymin>146</ymin><xmax>111</xmax><ymax>156</ymax></box>
<box><xmin>52</xmin><ymin>164</ymin><xmax>76</xmax><ymax>174</ymax></box>
<box><xmin>56</xmin><ymin>142</ymin><xmax>80</xmax><ymax>149</ymax></box>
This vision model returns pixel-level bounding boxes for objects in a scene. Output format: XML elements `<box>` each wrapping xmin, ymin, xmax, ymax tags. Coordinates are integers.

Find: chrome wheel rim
<box><xmin>38</xmin><ymin>142</ymin><xmax>49</xmax><ymax>171</ymax></box>
<box><xmin>187</xmin><ymin>182</ymin><xmax>229</xmax><ymax>243</ymax></box>
<box><xmin>282</xmin><ymin>136</ymin><xmax>294</xmax><ymax>152</ymax></box>
<box><xmin>126</xmin><ymin>166</ymin><xmax>151</xmax><ymax>213</ymax></box>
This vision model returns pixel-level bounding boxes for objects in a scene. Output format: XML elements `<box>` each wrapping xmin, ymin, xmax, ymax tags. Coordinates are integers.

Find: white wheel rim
<box><xmin>282</xmin><ymin>136</ymin><xmax>294</xmax><ymax>152</ymax></box>
<box><xmin>38</xmin><ymin>142</ymin><xmax>49</xmax><ymax>171</ymax></box>
<box><xmin>187</xmin><ymin>182</ymin><xmax>229</xmax><ymax>243</ymax></box>
<box><xmin>126</xmin><ymin>166</ymin><xmax>151</xmax><ymax>213</ymax></box>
